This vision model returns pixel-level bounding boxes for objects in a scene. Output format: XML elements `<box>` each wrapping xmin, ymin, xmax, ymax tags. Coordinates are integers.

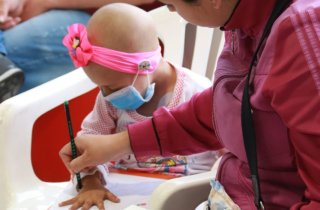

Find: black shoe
<box><xmin>0</xmin><ymin>54</ymin><xmax>24</xmax><ymax>103</ymax></box>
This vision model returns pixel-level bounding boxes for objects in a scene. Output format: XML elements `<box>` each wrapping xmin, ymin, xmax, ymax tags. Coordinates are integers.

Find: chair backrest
<box><xmin>31</xmin><ymin>87</ymin><xmax>98</xmax><ymax>182</ymax></box>
<box><xmin>149</xmin><ymin>6</ymin><xmax>224</xmax><ymax>80</ymax></box>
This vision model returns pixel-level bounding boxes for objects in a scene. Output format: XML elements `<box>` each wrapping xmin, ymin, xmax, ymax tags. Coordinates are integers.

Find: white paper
<box><xmin>48</xmin><ymin>173</ymin><xmax>165</xmax><ymax>210</ymax></box>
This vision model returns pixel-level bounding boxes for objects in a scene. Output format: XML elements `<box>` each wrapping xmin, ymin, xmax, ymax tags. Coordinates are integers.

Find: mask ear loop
<box><xmin>131</xmin><ymin>70</ymin><xmax>140</xmax><ymax>87</ymax></box>
<box><xmin>131</xmin><ymin>69</ymin><xmax>150</xmax><ymax>87</ymax></box>
<box><xmin>146</xmin><ymin>71</ymin><xmax>151</xmax><ymax>86</ymax></box>
<box><xmin>131</xmin><ymin>69</ymin><xmax>151</xmax><ymax>99</ymax></box>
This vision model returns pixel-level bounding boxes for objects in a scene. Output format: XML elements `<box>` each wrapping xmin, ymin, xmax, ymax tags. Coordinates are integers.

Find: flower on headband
<box><xmin>62</xmin><ymin>23</ymin><xmax>93</xmax><ymax>67</ymax></box>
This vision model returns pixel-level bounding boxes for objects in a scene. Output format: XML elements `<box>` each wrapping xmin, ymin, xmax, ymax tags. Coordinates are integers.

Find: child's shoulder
<box><xmin>174</xmin><ymin>65</ymin><xmax>212</xmax><ymax>88</ymax></box>
<box><xmin>167</xmin><ymin>63</ymin><xmax>212</xmax><ymax>102</ymax></box>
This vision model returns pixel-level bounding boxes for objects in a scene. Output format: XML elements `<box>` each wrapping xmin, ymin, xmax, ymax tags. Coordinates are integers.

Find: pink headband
<box><xmin>62</xmin><ymin>23</ymin><xmax>162</xmax><ymax>75</ymax></box>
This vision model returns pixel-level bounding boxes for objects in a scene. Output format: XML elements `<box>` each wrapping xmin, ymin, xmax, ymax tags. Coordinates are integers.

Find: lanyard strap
<box><xmin>241</xmin><ymin>0</ymin><xmax>291</xmax><ymax>209</ymax></box>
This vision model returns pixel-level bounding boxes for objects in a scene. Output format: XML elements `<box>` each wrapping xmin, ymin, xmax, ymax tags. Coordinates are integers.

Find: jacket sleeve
<box><xmin>263</xmin><ymin>9</ymin><xmax>320</xmax><ymax>209</ymax></box>
<box><xmin>127</xmin><ymin>86</ymin><xmax>223</xmax><ymax>159</ymax></box>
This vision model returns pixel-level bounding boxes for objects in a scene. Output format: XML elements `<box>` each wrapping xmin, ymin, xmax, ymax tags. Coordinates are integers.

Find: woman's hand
<box><xmin>59</xmin><ymin>131</ymin><xmax>132</xmax><ymax>173</ymax></box>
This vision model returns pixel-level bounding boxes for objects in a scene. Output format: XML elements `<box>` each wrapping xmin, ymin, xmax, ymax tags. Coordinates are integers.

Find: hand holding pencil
<box><xmin>59</xmin><ymin>127</ymin><xmax>133</xmax><ymax>177</ymax></box>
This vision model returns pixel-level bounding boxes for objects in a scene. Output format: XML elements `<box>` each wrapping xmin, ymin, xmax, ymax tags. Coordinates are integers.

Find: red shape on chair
<box><xmin>31</xmin><ymin>87</ymin><xmax>99</xmax><ymax>182</ymax></box>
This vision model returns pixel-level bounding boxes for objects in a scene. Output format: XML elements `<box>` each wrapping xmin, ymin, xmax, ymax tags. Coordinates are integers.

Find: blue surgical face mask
<box><xmin>103</xmin><ymin>73</ymin><xmax>155</xmax><ymax>110</ymax></box>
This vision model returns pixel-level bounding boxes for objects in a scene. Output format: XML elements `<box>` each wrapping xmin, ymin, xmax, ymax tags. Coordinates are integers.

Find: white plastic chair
<box><xmin>0</xmin><ymin>5</ymin><xmax>224</xmax><ymax>210</ymax></box>
<box><xmin>0</xmin><ymin>69</ymin><xmax>97</xmax><ymax>210</ymax></box>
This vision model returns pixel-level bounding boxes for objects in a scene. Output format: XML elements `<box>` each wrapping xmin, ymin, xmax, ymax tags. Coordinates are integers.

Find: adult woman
<box><xmin>60</xmin><ymin>0</ymin><xmax>320</xmax><ymax>209</ymax></box>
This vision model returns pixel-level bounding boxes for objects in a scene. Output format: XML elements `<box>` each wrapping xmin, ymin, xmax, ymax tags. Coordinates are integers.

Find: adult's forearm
<box><xmin>45</xmin><ymin>0</ymin><xmax>155</xmax><ymax>10</ymax></box>
<box><xmin>128</xmin><ymin>87</ymin><xmax>221</xmax><ymax>159</ymax></box>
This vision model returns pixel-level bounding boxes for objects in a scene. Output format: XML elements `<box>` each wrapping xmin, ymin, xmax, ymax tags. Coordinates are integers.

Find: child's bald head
<box><xmin>87</xmin><ymin>3</ymin><xmax>159</xmax><ymax>53</ymax></box>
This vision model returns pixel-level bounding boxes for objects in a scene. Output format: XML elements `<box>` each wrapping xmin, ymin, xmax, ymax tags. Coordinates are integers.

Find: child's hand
<box><xmin>59</xmin><ymin>172</ymin><xmax>120</xmax><ymax>210</ymax></box>
<box><xmin>59</xmin><ymin>187</ymin><xmax>120</xmax><ymax>210</ymax></box>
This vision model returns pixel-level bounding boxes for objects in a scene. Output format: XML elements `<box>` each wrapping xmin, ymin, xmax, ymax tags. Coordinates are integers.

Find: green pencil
<box><xmin>64</xmin><ymin>101</ymin><xmax>82</xmax><ymax>190</ymax></box>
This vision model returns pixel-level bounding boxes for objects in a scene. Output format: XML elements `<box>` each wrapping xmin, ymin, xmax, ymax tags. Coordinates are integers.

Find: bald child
<box><xmin>60</xmin><ymin>3</ymin><xmax>218</xmax><ymax>209</ymax></box>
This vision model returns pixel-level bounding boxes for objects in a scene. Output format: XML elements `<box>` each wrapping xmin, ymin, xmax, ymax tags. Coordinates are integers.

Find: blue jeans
<box><xmin>4</xmin><ymin>10</ymin><xmax>91</xmax><ymax>92</ymax></box>
<box><xmin>0</xmin><ymin>31</ymin><xmax>6</xmax><ymax>54</ymax></box>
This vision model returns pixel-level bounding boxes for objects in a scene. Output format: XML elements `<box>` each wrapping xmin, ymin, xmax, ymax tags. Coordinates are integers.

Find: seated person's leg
<box><xmin>0</xmin><ymin>31</ymin><xmax>24</xmax><ymax>102</ymax></box>
<box><xmin>4</xmin><ymin>10</ymin><xmax>91</xmax><ymax>93</ymax></box>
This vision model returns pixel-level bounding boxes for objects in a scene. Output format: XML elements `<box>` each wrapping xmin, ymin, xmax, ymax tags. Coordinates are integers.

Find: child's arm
<box><xmin>59</xmin><ymin>93</ymin><xmax>120</xmax><ymax>209</ymax></box>
<box><xmin>59</xmin><ymin>170</ymin><xmax>120</xmax><ymax>210</ymax></box>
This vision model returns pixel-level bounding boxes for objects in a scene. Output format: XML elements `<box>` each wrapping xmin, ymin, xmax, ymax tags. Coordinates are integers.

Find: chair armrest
<box><xmin>149</xmin><ymin>171</ymin><xmax>213</xmax><ymax>210</ymax></box>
